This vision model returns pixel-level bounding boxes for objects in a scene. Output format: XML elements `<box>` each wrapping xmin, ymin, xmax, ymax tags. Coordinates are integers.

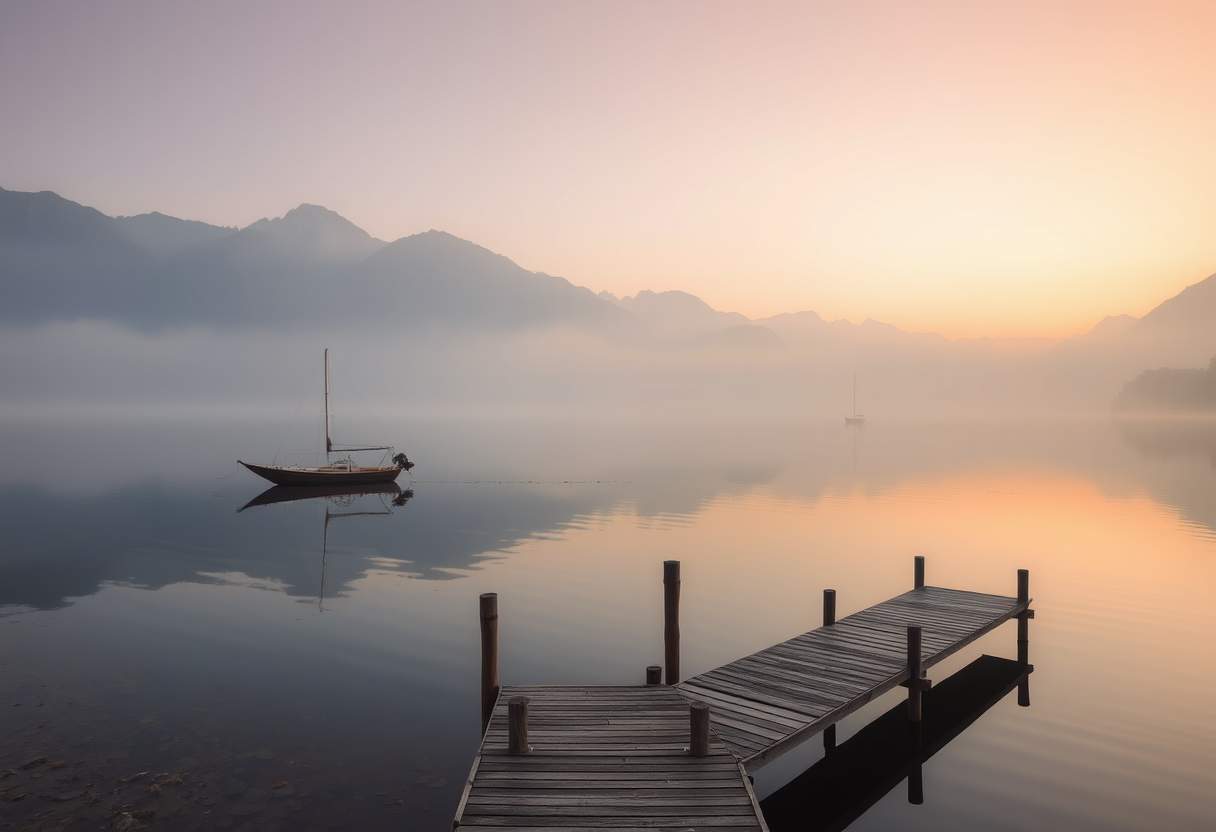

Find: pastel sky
<box><xmin>2</xmin><ymin>0</ymin><xmax>1214</xmax><ymax>337</ymax></box>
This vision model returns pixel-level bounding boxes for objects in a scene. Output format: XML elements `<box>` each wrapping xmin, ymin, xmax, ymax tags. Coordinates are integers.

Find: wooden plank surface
<box><xmin>676</xmin><ymin>586</ymin><xmax>1027</xmax><ymax>766</ymax></box>
<box><xmin>456</xmin><ymin>584</ymin><xmax>1027</xmax><ymax>827</ymax></box>
<box><xmin>455</xmin><ymin>685</ymin><xmax>768</xmax><ymax>831</ymax></box>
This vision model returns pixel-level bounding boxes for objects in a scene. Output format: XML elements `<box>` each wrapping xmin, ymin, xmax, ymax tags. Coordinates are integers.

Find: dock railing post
<box><xmin>664</xmin><ymin>560</ymin><xmax>681</xmax><ymax>685</ymax></box>
<box><xmin>508</xmin><ymin>696</ymin><xmax>530</xmax><ymax>754</ymax></box>
<box><xmin>914</xmin><ymin>555</ymin><xmax>925</xmax><ymax>589</ymax></box>
<box><xmin>480</xmin><ymin>593</ymin><xmax>499</xmax><ymax>736</ymax></box>
<box><xmin>645</xmin><ymin>665</ymin><xmax>662</xmax><ymax>686</ymax></box>
<box><xmin>906</xmin><ymin>625</ymin><xmax>923</xmax><ymax>722</ymax></box>
<box><xmin>823</xmin><ymin>589</ymin><xmax>836</xmax><ymax>626</ymax></box>
<box><xmin>689</xmin><ymin>701</ymin><xmax>710</xmax><ymax>757</ymax></box>
<box><xmin>1017</xmin><ymin>568</ymin><xmax>1030</xmax><ymax>658</ymax></box>
<box><xmin>1017</xmin><ymin>568</ymin><xmax>1031</xmax><ymax>706</ymax></box>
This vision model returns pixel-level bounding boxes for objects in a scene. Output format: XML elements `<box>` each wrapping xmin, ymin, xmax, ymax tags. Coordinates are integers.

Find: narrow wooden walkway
<box><xmin>677</xmin><ymin>586</ymin><xmax>1028</xmax><ymax>765</ymax></box>
<box><xmin>455</xmin><ymin>562</ymin><xmax>1032</xmax><ymax>829</ymax></box>
<box><xmin>453</xmin><ymin>684</ymin><xmax>768</xmax><ymax>830</ymax></box>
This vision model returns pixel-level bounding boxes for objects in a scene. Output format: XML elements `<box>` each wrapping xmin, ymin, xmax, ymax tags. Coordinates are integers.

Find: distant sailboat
<box><xmin>239</xmin><ymin>349</ymin><xmax>413</xmax><ymax>486</ymax></box>
<box><xmin>845</xmin><ymin>373</ymin><xmax>866</xmax><ymax>426</ymax></box>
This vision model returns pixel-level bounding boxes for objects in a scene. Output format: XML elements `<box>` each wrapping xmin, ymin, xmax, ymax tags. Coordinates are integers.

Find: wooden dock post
<box><xmin>645</xmin><ymin>665</ymin><xmax>662</xmax><ymax>686</ymax></box>
<box><xmin>1017</xmin><ymin>568</ymin><xmax>1031</xmax><ymax>706</ymax></box>
<box><xmin>664</xmin><ymin>560</ymin><xmax>681</xmax><ymax>685</ymax></box>
<box><xmin>823</xmin><ymin>589</ymin><xmax>836</xmax><ymax>626</ymax></box>
<box><xmin>508</xmin><ymin>696</ymin><xmax>529</xmax><ymax>754</ymax></box>
<box><xmin>914</xmin><ymin>555</ymin><xmax>925</xmax><ymax>589</ymax></box>
<box><xmin>480</xmin><ymin>593</ymin><xmax>499</xmax><ymax>735</ymax></box>
<box><xmin>689</xmin><ymin>701</ymin><xmax>710</xmax><ymax>757</ymax></box>
<box><xmin>1017</xmin><ymin>568</ymin><xmax>1030</xmax><ymax>657</ymax></box>
<box><xmin>823</xmin><ymin>724</ymin><xmax>837</xmax><ymax>756</ymax></box>
<box><xmin>906</xmin><ymin>625</ymin><xmax>923</xmax><ymax>722</ymax></box>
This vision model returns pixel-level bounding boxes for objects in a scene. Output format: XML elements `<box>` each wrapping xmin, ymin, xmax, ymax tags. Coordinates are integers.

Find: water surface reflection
<box><xmin>1</xmin><ymin>417</ymin><xmax>1214</xmax><ymax>830</ymax></box>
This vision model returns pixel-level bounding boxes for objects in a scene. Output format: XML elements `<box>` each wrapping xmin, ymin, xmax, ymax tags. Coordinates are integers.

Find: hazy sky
<box><xmin>3</xmin><ymin>0</ymin><xmax>1215</xmax><ymax>337</ymax></box>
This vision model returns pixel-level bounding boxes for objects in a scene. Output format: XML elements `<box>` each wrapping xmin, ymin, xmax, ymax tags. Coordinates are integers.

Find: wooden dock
<box><xmin>677</xmin><ymin>584</ymin><xmax>1029</xmax><ymax>765</ymax></box>
<box><xmin>453</xmin><ymin>684</ymin><xmax>768</xmax><ymax>830</ymax></box>
<box><xmin>454</xmin><ymin>558</ymin><xmax>1032</xmax><ymax>830</ymax></box>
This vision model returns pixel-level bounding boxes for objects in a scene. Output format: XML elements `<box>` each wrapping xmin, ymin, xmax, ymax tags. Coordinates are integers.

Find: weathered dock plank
<box><xmin>675</xmin><ymin>585</ymin><xmax>1029</xmax><ymax>765</ymax></box>
<box><xmin>454</xmin><ymin>684</ymin><xmax>769</xmax><ymax>831</ymax></box>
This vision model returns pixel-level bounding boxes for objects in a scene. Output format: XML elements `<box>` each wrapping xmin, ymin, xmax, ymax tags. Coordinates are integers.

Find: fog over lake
<box><xmin>3</xmin><ymin>189</ymin><xmax>1216</xmax><ymax>830</ymax></box>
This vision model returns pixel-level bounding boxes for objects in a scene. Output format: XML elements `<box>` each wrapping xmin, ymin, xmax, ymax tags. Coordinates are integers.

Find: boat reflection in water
<box><xmin>238</xmin><ymin>482</ymin><xmax>412</xmax><ymax>512</ymax></box>
<box><xmin>238</xmin><ymin>482</ymin><xmax>413</xmax><ymax>609</ymax></box>
<box><xmin>761</xmin><ymin>655</ymin><xmax>1033</xmax><ymax>832</ymax></box>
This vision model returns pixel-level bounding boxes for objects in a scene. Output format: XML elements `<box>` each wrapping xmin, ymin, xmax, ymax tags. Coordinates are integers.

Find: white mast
<box><xmin>324</xmin><ymin>348</ymin><xmax>332</xmax><ymax>456</ymax></box>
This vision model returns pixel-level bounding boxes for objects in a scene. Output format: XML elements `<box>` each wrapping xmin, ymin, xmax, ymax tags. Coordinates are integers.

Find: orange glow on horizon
<box><xmin>4</xmin><ymin>1</ymin><xmax>1215</xmax><ymax>338</ymax></box>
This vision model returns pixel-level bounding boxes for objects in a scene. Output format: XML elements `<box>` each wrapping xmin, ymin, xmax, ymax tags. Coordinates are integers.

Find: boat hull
<box><xmin>239</xmin><ymin>461</ymin><xmax>402</xmax><ymax>486</ymax></box>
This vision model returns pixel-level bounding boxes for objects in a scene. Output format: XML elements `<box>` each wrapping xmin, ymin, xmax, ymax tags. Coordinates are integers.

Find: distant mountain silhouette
<box><xmin>607</xmin><ymin>290</ymin><xmax>749</xmax><ymax>339</ymax></box>
<box><xmin>355</xmin><ymin>230</ymin><xmax>627</xmax><ymax>330</ymax></box>
<box><xmin>6</xmin><ymin>185</ymin><xmax>1216</xmax><ymax>397</ymax></box>
<box><xmin>0</xmin><ymin>187</ymin><xmax>626</xmax><ymax>332</ymax></box>
<box><xmin>1138</xmin><ymin>272</ymin><xmax>1216</xmax><ymax>332</ymax></box>
<box><xmin>114</xmin><ymin>211</ymin><xmax>235</xmax><ymax>256</ymax></box>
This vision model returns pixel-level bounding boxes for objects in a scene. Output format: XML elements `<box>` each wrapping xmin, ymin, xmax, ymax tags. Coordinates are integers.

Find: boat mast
<box><xmin>852</xmin><ymin>373</ymin><xmax>857</xmax><ymax>417</ymax></box>
<box><xmin>324</xmin><ymin>348</ymin><xmax>332</xmax><ymax>456</ymax></box>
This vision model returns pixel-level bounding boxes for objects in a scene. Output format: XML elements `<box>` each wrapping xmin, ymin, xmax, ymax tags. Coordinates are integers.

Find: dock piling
<box><xmin>479</xmin><ymin>593</ymin><xmax>499</xmax><ymax>735</ymax></box>
<box><xmin>906</xmin><ymin>625</ymin><xmax>923</xmax><ymax>722</ymax></box>
<box><xmin>664</xmin><ymin>560</ymin><xmax>681</xmax><ymax>685</ymax></box>
<box><xmin>1017</xmin><ymin>568</ymin><xmax>1031</xmax><ymax>706</ymax></box>
<box><xmin>914</xmin><ymin>555</ymin><xmax>925</xmax><ymax>589</ymax></box>
<box><xmin>508</xmin><ymin>696</ymin><xmax>529</xmax><ymax>754</ymax></box>
<box><xmin>689</xmin><ymin>701</ymin><xmax>710</xmax><ymax>756</ymax></box>
<box><xmin>645</xmin><ymin>665</ymin><xmax>662</xmax><ymax>686</ymax></box>
<box><xmin>823</xmin><ymin>589</ymin><xmax>836</xmax><ymax>626</ymax></box>
<box><xmin>1017</xmin><ymin>568</ymin><xmax>1030</xmax><ymax>655</ymax></box>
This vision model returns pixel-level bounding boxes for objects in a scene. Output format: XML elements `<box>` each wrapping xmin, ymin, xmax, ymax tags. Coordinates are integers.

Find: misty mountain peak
<box><xmin>240</xmin><ymin>202</ymin><xmax>383</xmax><ymax>261</ymax></box>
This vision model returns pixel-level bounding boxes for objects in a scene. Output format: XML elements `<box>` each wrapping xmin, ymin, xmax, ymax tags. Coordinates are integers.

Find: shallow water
<box><xmin>1</xmin><ymin>416</ymin><xmax>1214</xmax><ymax>830</ymax></box>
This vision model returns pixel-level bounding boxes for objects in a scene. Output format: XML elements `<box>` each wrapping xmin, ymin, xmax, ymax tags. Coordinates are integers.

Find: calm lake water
<box><xmin>2</xmin><ymin>416</ymin><xmax>1214</xmax><ymax>830</ymax></box>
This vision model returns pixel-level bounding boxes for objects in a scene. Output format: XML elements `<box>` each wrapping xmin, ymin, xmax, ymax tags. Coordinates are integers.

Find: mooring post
<box><xmin>1017</xmin><ymin>568</ymin><xmax>1030</xmax><ymax>656</ymax></box>
<box><xmin>1017</xmin><ymin>568</ymin><xmax>1031</xmax><ymax>706</ymax></box>
<box><xmin>823</xmin><ymin>589</ymin><xmax>836</xmax><ymax>626</ymax></box>
<box><xmin>823</xmin><ymin>724</ymin><xmax>837</xmax><ymax>756</ymax></box>
<box><xmin>663</xmin><ymin>560</ymin><xmax>681</xmax><ymax>685</ymax></box>
<box><xmin>508</xmin><ymin>696</ymin><xmax>529</xmax><ymax>754</ymax></box>
<box><xmin>645</xmin><ymin>665</ymin><xmax>662</xmax><ymax>686</ymax></box>
<box><xmin>689</xmin><ymin>701</ymin><xmax>710</xmax><ymax>757</ymax></box>
<box><xmin>479</xmin><ymin>593</ymin><xmax>499</xmax><ymax>735</ymax></box>
<box><xmin>906</xmin><ymin>625</ymin><xmax>923</xmax><ymax>722</ymax></box>
<box><xmin>914</xmin><ymin>555</ymin><xmax>925</xmax><ymax>589</ymax></box>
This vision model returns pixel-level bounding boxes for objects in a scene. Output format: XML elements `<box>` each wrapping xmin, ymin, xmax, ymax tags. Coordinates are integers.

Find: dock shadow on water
<box><xmin>761</xmin><ymin>655</ymin><xmax>1033</xmax><ymax>832</ymax></box>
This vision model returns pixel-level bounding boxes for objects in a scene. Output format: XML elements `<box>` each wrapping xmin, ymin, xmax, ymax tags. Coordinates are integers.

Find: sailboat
<box><xmin>239</xmin><ymin>349</ymin><xmax>413</xmax><ymax>486</ymax></box>
<box><xmin>845</xmin><ymin>373</ymin><xmax>866</xmax><ymax>426</ymax></box>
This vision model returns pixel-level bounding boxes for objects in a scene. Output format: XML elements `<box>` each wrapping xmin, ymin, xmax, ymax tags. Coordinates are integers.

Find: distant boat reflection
<box><xmin>761</xmin><ymin>655</ymin><xmax>1033</xmax><ymax>832</ymax></box>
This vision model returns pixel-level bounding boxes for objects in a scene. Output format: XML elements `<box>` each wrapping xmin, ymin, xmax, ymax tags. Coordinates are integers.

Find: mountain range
<box><xmin>3</xmin><ymin>185</ymin><xmax>1216</xmax><ymax>408</ymax></box>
